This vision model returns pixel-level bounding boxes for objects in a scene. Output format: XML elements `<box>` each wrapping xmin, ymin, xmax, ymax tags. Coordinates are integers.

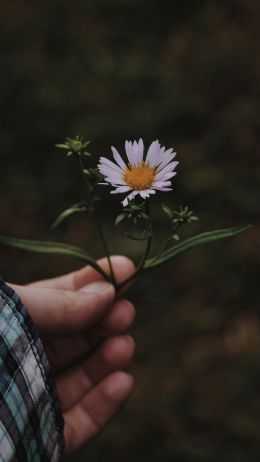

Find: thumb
<box><xmin>9</xmin><ymin>281</ymin><xmax>115</xmax><ymax>337</ymax></box>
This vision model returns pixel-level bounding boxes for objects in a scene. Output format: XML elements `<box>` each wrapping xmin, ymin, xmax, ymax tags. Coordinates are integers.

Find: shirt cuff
<box><xmin>0</xmin><ymin>280</ymin><xmax>64</xmax><ymax>461</ymax></box>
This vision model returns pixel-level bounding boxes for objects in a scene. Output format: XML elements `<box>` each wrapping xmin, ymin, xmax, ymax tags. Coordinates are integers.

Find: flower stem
<box><xmin>152</xmin><ymin>221</ymin><xmax>182</xmax><ymax>262</ymax></box>
<box><xmin>93</xmin><ymin>212</ymin><xmax>117</xmax><ymax>288</ymax></box>
<box><xmin>117</xmin><ymin>201</ymin><xmax>152</xmax><ymax>292</ymax></box>
<box><xmin>78</xmin><ymin>154</ymin><xmax>117</xmax><ymax>288</ymax></box>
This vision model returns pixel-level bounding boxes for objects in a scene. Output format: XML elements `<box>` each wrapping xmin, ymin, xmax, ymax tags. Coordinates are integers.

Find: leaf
<box><xmin>51</xmin><ymin>203</ymin><xmax>85</xmax><ymax>230</ymax></box>
<box><xmin>115</xmin><ymin>213</ymin><xmax>126</xmax><ymax>226</ymax></box>
<box><xmin>140</xmin><ymin>212</ymin><xmax>150</xmax><ymax>220</ymax></box>
<box><xmin>0</xmin><ymin>234</ymin><xmax>112</xmax><ymax>280</ymax></box>
<box><xmin>0</xmin><ymin>235</ymin><xmax>91</xmax><ymax>260</ymax></box>
<box><xmin>55</xmin><ymin>143</ymin><xmax>69</xmax><ymax>149</ymax></box>
<box><xmin>125</xmin><ymin>230</ymin><xmax>153</xmax><ymax>240</ymax></box>
<box><xmin>172</xmin><ymin>233</ymin><xmax>180</xmax><ymax>240</ymax></box>
<box><xmin>161</xmin><ymin>203</ymin><xmax>173</xmax><ymax>219</ymax></box>
<box><xmin>144</xmin><ymin>225</ymin><xmax>251</xmax><ymax>269</ymax></box>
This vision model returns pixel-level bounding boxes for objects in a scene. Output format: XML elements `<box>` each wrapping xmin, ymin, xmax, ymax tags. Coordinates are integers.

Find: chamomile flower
<box><xmin>98</xmin><ymin>139</ymin><xmax>178</xmax><ymax>206</ymax></box>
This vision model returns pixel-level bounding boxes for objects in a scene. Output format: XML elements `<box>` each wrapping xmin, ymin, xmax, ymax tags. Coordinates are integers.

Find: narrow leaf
<box><xmin>0</xmin><ymin>235</ymin><xmax>112</xmax><ymax>280</ymax></box>
<box><xmin>51</xmin><ymin>203</ymin><xmax>85</xmax><ymax>230</ymax></box>
<box><xmin>55</xmin><ymin>143</ymin><xmax>68</xmax><ymax>149</ymax></box>
<box><xmin>125</xmin><ymin>230</ymin><xmax>153</xmax><ymax>241</ymax></box>
<box><xmin>115</xmin><ymin>213</ymin><xmax>126</xmax><ymax>226</ymax></box>
<box><xmin>161</xmin><ymin>203</ymin><xmax>173</xmax><ymax>219</ymax></box>
<box><xmin>145</xmin><ymin>225</ymin><xmax>251</xmax><ymax>269</ymax></box>
<box><xmin>0</xmin><ymin>235</ymin><xmax>92</xmax><ymax>260</ymax></box>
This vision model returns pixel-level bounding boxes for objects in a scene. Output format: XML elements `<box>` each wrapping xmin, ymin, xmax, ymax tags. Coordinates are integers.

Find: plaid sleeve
<box><xmin>0</xmin><ymin>280</ymin><xmax>64</xmax><ymax>462</ymax></box>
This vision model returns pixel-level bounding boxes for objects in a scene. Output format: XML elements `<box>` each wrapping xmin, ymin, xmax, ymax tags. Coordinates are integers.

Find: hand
<box><xmin>9</xmin><ymin>256</ymin><xmax>135</xmax><ymax>455</ymax></box>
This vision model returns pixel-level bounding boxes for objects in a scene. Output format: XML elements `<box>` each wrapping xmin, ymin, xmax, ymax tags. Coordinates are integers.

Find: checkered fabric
<box><xmin>0</xmin><ymin>280</ymin><xmax>64</xmax><ymax>461</ymax></box>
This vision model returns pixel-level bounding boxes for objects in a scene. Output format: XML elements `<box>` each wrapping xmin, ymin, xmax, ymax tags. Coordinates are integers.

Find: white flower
<box><xmin>98</xmin><ymin>138</ymin><xmax>178</xmax><ymax>206</ymax></box>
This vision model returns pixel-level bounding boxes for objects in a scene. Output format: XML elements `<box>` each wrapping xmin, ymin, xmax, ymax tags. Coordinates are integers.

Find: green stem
<box><xmin>152</xmin><ymin>221</ymin><xmax>182</xmax><ymax>261</ymax></box>
<box><xmin>78</xmin><ymin>153</ymin><xmax>116</xmax><ymax>288</ymax></box>
<box><xmin>93</xmin><ymin>212</ymin><xmax>117</xmax><ymax>288</ymax></box>
<box><xmin>117</xmin><ymin>201</ymin><xmax>152</xmax><ymax>292</ymax></box>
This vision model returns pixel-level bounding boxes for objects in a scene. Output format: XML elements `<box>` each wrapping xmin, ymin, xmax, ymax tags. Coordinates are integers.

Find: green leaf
<box><xmin>0</xmin><ymin>235</ymin><xmax>91</xmax><ymax>261</ymax></box>
<box><xmin>144</xmin><ymin>225</ymin><xmax>251</xmax><ymax>269</ymax></box>
<box><xmin>161</xmin><ymin>203</ymin><xmax>173</xmax><ymax>219</ymax></box>
<box><xmin>51</xmin><ymin>203</ymin><xmax>85</xmax><ymax>230</ymax></box>
<box><xmin>140</xmin><ymin>212</ymin><xmax>150</xmax><ymax>220</ymax></box>
<box><xmin>55</xmin><ymin>143</ymin><xmax>69</xmax><ymax>149</ymax></box>
<box><xmin>0</xmin><ymin>234</ymin><xmax>112</xmax><ymax>280</ymax></box>
<box><xmin>125</xmin><ymin>230</ymin><xmax>153</xmax><ymax>240</ymax></box>
<box><xmin>172</xmin><ymin>233</ymin><xmax>180</xmax><ymax>240</ymax></box>
<box><xmin>115</xmin><ymin>213</ymin><xmax>126</xmax><ymax>226</ymax></box>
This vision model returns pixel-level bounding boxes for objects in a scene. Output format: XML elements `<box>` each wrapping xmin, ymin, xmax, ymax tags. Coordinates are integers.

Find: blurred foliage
<box><xmin>0</xmin><ymin>0</ymin><xmax>259</xmax><ymax>460</ymax></box>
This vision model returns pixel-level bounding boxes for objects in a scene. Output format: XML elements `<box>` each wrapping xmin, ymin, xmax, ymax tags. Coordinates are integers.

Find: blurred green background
<box><xmin>0</xmin><ymin>0</ymin><xmax>259</xmax><ymax>460</ymax></box>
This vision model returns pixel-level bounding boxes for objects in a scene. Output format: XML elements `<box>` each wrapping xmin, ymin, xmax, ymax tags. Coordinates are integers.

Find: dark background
<box><xmin>0</xmin><ymin>1</ymin><xmax>259</xmax><ymax>460</ymax></box>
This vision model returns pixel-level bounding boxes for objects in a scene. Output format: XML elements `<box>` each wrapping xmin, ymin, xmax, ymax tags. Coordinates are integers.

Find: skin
<box><xmin>9</xmin><ymin>256</ymin><xmax>136</xmax><ymax>456</ymax></box>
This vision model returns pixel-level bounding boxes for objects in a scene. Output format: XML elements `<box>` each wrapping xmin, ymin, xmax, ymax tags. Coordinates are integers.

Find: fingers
<box><xmin>45</xmin><ymin>299</ymin><xmax>135</xmax><ymax>372</ymax></box>
<box><xmin>56</xmin><ymin>335</ymin><xmax>135</xmax><ymax>412</ymax></box>
<box><xmin>64</xmin><ymin>371</ymin><xmax>133</xmax><ymax>455</ymax></box>
<box><xmin>27</xmin><ymin>256</ymin><xmax>135</xmax><ymax>290</ymax></box>
<box><xmin>10</xmin><ymin>281</ymin><xmax>115</xmax><ymax>336</ymax></box>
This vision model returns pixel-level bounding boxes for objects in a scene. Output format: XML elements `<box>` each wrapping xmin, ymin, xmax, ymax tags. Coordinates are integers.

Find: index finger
<box><xmin>27</xmin><ymin>256</ymin><xmax>135</xmax><ymax>291</ymax></box>
<box><xmin>10</xmin><ymin>281</ymin><xmax>115</xmax><ymax>336</ymax></box>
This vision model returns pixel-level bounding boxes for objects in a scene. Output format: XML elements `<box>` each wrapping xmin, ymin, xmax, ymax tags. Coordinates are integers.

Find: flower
<box><xmin>98</xmin><ymin>138</ymin><xmax>178</xmax><ymax>206</ymax></box>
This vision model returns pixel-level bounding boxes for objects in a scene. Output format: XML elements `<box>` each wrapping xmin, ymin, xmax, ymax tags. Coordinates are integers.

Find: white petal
<box><xmin>156</xmin><ymin>161</ymin><xmax>179</xmax><ymax>177</ymax></box>
<box><xmin>98</xmin><ymin>164</ymin><xmax>122</xmax><ymax>175</ymax></box>
<box><xmin>157</xmin><ymin>152</ymin><xmax>177</xmax><ymax>171</ymax></box>
<box><xmin>125</xmin><ymin>141</ymin><xmax>135</xmax><ymax>165</ymax></box>
<box><xmin>138</xmin><ymin>189</ymin><xmax>156</xmax><ymax>199</ymax></box>
<box><xmin>104</xmin><ymin>177</ymin><xmax>126</xmax><ymax>186</ymax></box>
<box><xmin>153</xmin><ymin>186</ymin><xmax>172</xmax><ymax>191</ymax></box>
<box><xmin>100</xmin><ymin>171</ymin><xmax>125</xmax><ymax>184</ymax></box>
<box><xmin>110</xmin><ymin>186</ymin><xmax>131</xmax><ymax>194</ymax></box>
<box><xmin>161</xmin><ymin>172</ymin><xmax>177</xmax><ymax>181</ymax></box>
<box><xmin>153</xmin><ymin>180</ymin><xmax>172</xmax><ymax>187</ymax></box>
<box><xmin>145</xmin><ymin>140</ymin><xmax>160</xmax><ymax>166</ymax></box>
<box><xmin>132</xmin><ymin>138</ymin><xmax>144</xmax><ymax>165</ymax></box>
<box><xmin>154</xmin><ymin>145</ymin><xmax>167</xmax><ymax>166</ymax></box>
<box><xmin>99</xmin><ymin>157</ymin><xmax>123</xmax><ymax>174</ymax></box>
<box><xmin>98</xmin><ymin>164</ymin><xmax>125</xmax><ymax>179</ymax></box>
<box><xmin>111</xmin><ymin>147</ymin><xmax>127</xmax><ymax>170</ymax></box>
<box><xmin>155</xmin><ymin>170</ymin><xmax>177</xmax><ymax>182</ymax></box>
<box><xmin>122</xmin><ymin>190</ymin><xmax>138</xmax><ymax>207</ymax></box>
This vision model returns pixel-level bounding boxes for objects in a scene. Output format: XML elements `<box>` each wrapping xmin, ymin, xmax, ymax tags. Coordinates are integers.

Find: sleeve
<box><xmin>0</xmin><ymin>280</ymin><xmax>64</xmax><ymax>462</ymax></box>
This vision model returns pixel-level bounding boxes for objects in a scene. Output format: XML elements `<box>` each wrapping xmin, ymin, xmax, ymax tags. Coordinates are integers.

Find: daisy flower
<box><xmin>98</xmin><ymin>139</ymin><xmax>178</xmax><ymax>206</ymax></box>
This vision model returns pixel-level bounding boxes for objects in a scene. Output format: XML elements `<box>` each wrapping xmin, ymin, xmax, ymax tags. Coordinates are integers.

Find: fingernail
<box><xmin>80</xmin><ymin>281</ymin><xmax>114</xmax><ymax>294</ymax></box>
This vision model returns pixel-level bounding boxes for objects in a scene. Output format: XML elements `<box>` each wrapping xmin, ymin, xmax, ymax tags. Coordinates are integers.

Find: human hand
<box><xmin>9</xmin><ymin>256</ymin><xmax>135</xmax><ymax>455</ymax></box>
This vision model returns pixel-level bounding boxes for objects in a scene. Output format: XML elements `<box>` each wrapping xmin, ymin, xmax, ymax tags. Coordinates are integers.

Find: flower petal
<box><xmin>111</xmin><ymin>147</ymin><xmax>127</xmax><ymax>170</ymax></box>
<box><xmin>138</xmin><ymin>189</ymin><xmax>156</xmax><ymax>199</ymax></box>
<box><xmin>153</xmin><ymin>180</ymin><xmax>172</xmax><ymax>188</ymax></box>
<box><xmin>153</xmin><ymin>185</ymin><xmax>172</xmax><ymax>191</ymax></box>
<box><xmin>132</xmin><ymin>138</ymin><xmax>144</xmax><ymax>165</ymax></box>
<box><xmin>156</xmin><ymin>161</ymin><xmax>179</xmax><ymax>178</ymax></box>
<box><xmin>98</xmin><ymin>164</ymin><xmax>125</xmax><ymax>182</ymax></box>
<box><xmin>110</xmin><ymin>186</ymin><xmax>131</xmax><ymax>194</ymax></box>
<box><xmin>157</xmin><ymin>151</ymin><xmax>177</xmax><ymax>171</ymax></box>
<box><xmin>155</xmin><ymin>169</ymin><xmax>177</xmax><ymax>182</ymax></box>
<box><xmin>99</xmin><ymin>157</ymin><xmax>123</xmax><ymax>174</ymax></box>
<box><xmin>125</xmin><ymin>141</ymin><xmax>135</xmax><ymax>165</ymax></box>
<box><xmin>99</xmin><ymin>170</ymin><xmax>126</xmax><ymax>185</ymax></box>
<box><xmin>145</xmin><ymin>140</ymin><xmax>160</xmax><ymax>166</ymax></box>
<box><xmin>104</xmin><ymin>177</ymin><xmax>126</xmax><ymax>186</ymax></box>
<box><xmin>122</xmin><ymin>190</ymin><xmax>139</xmax><ymax>207</ymax></box>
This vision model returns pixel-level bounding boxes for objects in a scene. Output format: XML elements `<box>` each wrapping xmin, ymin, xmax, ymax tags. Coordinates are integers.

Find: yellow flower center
<box><xmin>123</xmin><ymin>162</ymin><xmax>156</xmax><ymax>190</ymax></box>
